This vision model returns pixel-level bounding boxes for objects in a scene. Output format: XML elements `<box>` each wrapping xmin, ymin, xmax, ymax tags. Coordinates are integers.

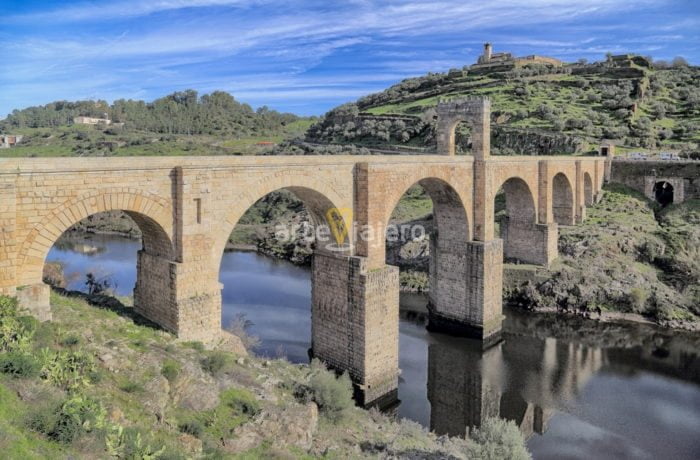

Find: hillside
<box><xmin>509</xmin><ymin>185</ymin><xmax>699</xmax><ymax>328</ymax></box>
<box><xmin>0</xmin><ymin>90</ymin><xmax>313</xmax><ymax>157</ymax></box>
<box><xmin>0</xmin><ymin>293</ymin><xmax>529</xmax><ymax>459</ymax></box>
<box><xmin>304</xmin><ymin>54</ymin><xmax>700</xmax><ymax>156</ymax></box>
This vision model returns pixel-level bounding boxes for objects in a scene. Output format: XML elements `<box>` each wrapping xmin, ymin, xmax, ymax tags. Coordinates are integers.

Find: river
<box><xmin>47</xmin><ymin>234</ymin><xmax>700</xmax><ymax>459</ymax></box>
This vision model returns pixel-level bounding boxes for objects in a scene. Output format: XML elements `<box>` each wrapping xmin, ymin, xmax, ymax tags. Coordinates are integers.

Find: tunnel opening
<box><xmin>654</xmin><ymin>181</ymin><xmax>674</xmax><ymax>206</ymax></box>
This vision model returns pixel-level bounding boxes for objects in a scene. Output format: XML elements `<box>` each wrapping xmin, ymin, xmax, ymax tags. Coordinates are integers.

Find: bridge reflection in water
<box><xmin>395</xmin><ymin>300</ymin><xmax>700</xmax><ymax>442</ymax></box>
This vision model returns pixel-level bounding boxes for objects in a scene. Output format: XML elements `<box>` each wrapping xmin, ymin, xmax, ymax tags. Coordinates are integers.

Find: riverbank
<box><xmin>507</xmin><ymin>184</ymin><xmax>699</xmax><ymax>331</ymax></box>
<box><xmin>0</xmin><ymin>292</ymin><xmax>529</xmax><ymax>459</ymax></box>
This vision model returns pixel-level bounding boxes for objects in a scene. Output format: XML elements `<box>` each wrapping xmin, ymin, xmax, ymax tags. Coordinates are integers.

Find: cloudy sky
<box><xmin>1</xmin><ymin>0</ymin><xmax>698</xmax><ymax>116</ymax></box>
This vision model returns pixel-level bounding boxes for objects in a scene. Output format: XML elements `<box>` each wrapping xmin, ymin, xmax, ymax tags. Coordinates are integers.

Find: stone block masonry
<box><xmin>0</xmin><ymin>97</ymin><xmax>606</xmax><ymax>406</ymax></box>
<box><xmin>311</xmin><ymin>251</ymin><xmax>399</xmax><ymax>407</ymax></box>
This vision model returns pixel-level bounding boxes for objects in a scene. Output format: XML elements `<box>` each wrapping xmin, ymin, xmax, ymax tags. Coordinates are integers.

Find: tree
<box><xmin>672</xmin><ymin>56</ymin><xmax>689</xmax><ymax>68</ymax></box>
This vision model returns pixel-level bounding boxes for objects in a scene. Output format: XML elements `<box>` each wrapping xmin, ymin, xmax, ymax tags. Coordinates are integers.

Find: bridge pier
<box><xmin>135</xmin><ymin>251</ymin><xmax>221</xmax><ymax>343</ymax></box>
<box><xmin>16</xmin><ymin>283</ymin><xmax>51</xmax><ymax>321</ymax></box>
<box><xmin>310</xmin><ymin>251</ymin><xmax>400</xmax><ymax>407</ymax></box>
<box><xmin>427</xmin><ymin>239</ymin><xmax>504</xmax><ymax>346</ymax></box>
<box><xmin>500</xmin><ymin>219</ymin><xmax>558</xmax><ymax>267</ymax></box>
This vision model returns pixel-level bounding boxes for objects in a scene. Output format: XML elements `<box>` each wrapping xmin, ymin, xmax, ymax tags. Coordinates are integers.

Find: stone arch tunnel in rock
<box><xmin>0</xmin><ymin>98</ymin><xmax>607</xmax><ymax>406</ymax></box>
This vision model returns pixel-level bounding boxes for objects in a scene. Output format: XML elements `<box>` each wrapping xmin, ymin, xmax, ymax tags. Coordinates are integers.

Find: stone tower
<box><xmin>483</xmin><ymin>43</ymin><xmax>492</xmax><ymax>61</ymax></box>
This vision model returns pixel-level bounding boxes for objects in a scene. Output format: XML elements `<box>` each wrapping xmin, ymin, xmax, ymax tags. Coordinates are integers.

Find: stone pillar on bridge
<box><xmin>135</xmin><ymin>167</ymin><xmax>222</xmax><ymax>343</ymax></box>
<box><xmin>310</xmin><ymin>251</ymin><xmax>399</xmax><ymax>407</ymax></box>
<box><xmin>309</xmin><ymin>161</ymin><xmax>400</xmax><ymax>407</ymax></box>
<box><xmin>0</xmin><ymin>177</ymin><xmax>17</xmax><ymax>300</ymax></box>
<box><xmin>0</xmin><ymin>176</ymin><xmax>52</xmax><ymax>320</ymax></box>
<box><xmin>449</xmin><ymin>97</ymin><xmax>505</xmax><ymax>345</ymax></box>
<box><xmin>575</xmin><ymin>160</ymin><xmax>586</xmax><ymax>224</ymax></box>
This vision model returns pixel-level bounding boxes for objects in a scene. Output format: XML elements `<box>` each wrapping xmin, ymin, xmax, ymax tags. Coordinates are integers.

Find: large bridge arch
<box><xmin>211</xmin><ymin>174</ymin><xmax>352</xmax><ymax>267</ymax></box>
<box><xmin>17</xmin><ymin>189</ymin><xmax>174</xmax><ymax>286</ymax></box>
<box><xmin>14</xmin><ymin>188</ymin><xmax>175</xmax><ymax>326</ymax></box>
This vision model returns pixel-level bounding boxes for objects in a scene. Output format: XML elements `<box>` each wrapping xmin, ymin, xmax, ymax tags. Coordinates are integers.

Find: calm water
<box><xmin>48</xmin><ymin>234</ymin><xmax>700</xmax><ymax>460</ymax></box>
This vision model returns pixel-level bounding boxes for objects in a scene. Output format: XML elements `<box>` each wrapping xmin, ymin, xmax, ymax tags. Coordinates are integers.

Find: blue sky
<box><xmin>1</xmin><ymin>0</ymin><xmax>698</xmax><ymax>117</ymax></box>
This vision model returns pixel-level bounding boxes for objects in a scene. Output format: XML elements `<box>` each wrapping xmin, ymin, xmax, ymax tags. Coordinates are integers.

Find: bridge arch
<box><xmin>498</xmin><ymin>176</ymin><xmax>537</xmax><ymax>226</ymax></box>
<box><xmin>552</xmin><ymin>173</ymin><xmax>575</xmax><ymax>226</ymax></box>
<box><xmin>436</xmin><ymin>98</ymin><xmax>490</xmax><ymax>158</ymax></box>
<box><xmin>653</xmin><ymin>181</ymin><xmax>674</xmax><ymax>206</ymax></box>
<box><xmin>493</xmin><ymin>175</ymin><xmax>555</xmax><ymax>265</ymax></box>
<box><xmin>584</xmin><ymin>172</ymin><xmax>594</xmax><ymax>206</ymax></box>
<box><xmin>384</xmin><ymin>177</ymin><xmax>472</xmax><ymax>333</ymax></box>
<box><xmin>17</xmin><ymin>189</ymin><xmax>174</xmax><ymax>286</ymax></box>
<box><xmin>212</xmin><ymin>179</ymin><xmax>351</xmax><ymax>268</ymax></box>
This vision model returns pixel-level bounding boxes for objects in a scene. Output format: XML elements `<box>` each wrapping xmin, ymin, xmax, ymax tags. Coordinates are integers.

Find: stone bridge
<box><xmin>0</xmin><ymin>98</ymin><xmax>606</xmax><ymax>405</ymax></box>
<box><xmin>610</xmin><ymin>159</ymin><xmax>700</xmax><ymax>205</ymax></box>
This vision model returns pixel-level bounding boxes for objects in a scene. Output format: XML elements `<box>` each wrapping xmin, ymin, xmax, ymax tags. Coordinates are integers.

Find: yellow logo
<box><xmin>325</xmin><ymin>207</ymin><xmax>352</xmax><ymax>245</ymax></box>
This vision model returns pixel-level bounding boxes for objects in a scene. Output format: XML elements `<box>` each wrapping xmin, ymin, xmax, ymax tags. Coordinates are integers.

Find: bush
<box><xmin>118</xmin><ymin>379</ymin><xmax>144</xmax><ymax>394</ymax></box>
<box><xmin>467</xmin><ymin>417</ymin><xmax>531</xmax><ymax>460</ymax></box>
<box><xmin>60</xmin><ymin>334</ymin><xmax>81</xmax><ymax>347</ymax></box>
<box><xmin>161</xmin><ymin>359</ymin><xmax>181</xmax><ymax>384</ymax></box>
<box><xmin>0</xmin><ymin>296</ymin><xmax>36</xmax><ymax>353</ymax></box>
<box><xmin>224</xmin><ymin>313</ymin><xmax>261</xmax><ymax>352</ymax></box>
<box><xmin>178</xmin><ymin>419</ymin><xmax>205</xmax><ymax>438</ymax></box>
<box><xmin>628</xmin><ymin>288</ymin><xmax>650</xmax><ymax>313</ymax></box>
<box><xmin>307</xmin><ymin>359</ymin><xmax>354</xmax><ymax>422</ymax></box>
<box><xmin>27</xmin><ymin>394</ymin><xmax>106</xmax><ymax>444</ymax></box>
<box><xmin>221</xmin><ymin>387</ymin><xmax>260</xmax><ymax>416</ymax></box>
<box><xmin>105</xmin><ymin>426</ymin><xmax>166</xmax><ymax>459</ymax></box>
<box><xmin>39</xmin><ymin>349</ymin><xmax>98</xmax><ymax>391</ymax></box>
<box><xmin>200</xmin><ymin>351</ymin><xmax>233</xmax><ymax>376</ymax></box>
<box><xmin>0</xmin><ymin>351</ymin><xmax>41</xmax><ymax>378</ymax></box>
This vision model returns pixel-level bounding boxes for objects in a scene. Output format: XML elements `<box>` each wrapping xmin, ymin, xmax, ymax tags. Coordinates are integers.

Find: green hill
<box><xmin>0</xmin><ymin>90</ymin><xmax>313</xmax><ymax>157</ymax></box>
<box><xmin>304</xmin><ymin>54</ymin><xmax>700</xmax><ymax>156</ymax></box>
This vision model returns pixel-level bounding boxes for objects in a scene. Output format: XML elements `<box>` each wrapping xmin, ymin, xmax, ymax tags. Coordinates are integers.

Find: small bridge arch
<box><xmin>436</xmin><ymin>97</ymin><xmax>491</xmax><ymax>159</ymax></box>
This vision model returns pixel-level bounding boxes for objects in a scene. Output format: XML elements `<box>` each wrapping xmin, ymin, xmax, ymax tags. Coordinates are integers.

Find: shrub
<box><xmin>27</xmin><ymin>394</ymin><xmax>106</xmax><ymax>444</ymax></box>
<box><xmin>467</xmin><ymin>417</ymin><xmax>531</xmax><ymax>460</ymax></box>
<box><xmin>118</xmin><ymin>379</ymin><xmax>143</xmax><ymax>394</ymax></box>
<box><xmin>105</xmin><ymin>426</ymin><xmax>166</xmax><ymax>459</ymax></box>
<box><xmin>178</xmin><ymin>419</ymin><xmax>205</xmax><ymax>438</ymax></box>
<box><xmin>221</xmin><ymin>388</ymin><xmax>260</xmax><ymax>416</ymax></box>
<box><xmin>0</xmin><ymin>351</ymin><xmax>41</xmax><ymax>378</ymax></box>
<box><xmin>0</xmin><ymin>296</ymin><xmax>36</xmax><ymax>352</ymax></box>
<box><xmin>183</xmin><ymin>341</ymin><xmax>205</xmax><ymax>352</ymax></box>
<box><xmin>161</xmin><ymin>359</ymin><xmax>181</xmax><ymax>384</ymax></box>
<box><xmin>39</xmin><ymin>349</ymin><xmax>97</xmax><ymax>391</ymax></box>
<box><xmin>201</xmin><ymin>351</ymin><xmax>233</xmax><ymax>376</ymax></box>
<box><xmin>628</xmin><ymin>288</ymin><xmax>650</xmax><ymax>313</ymax></box>
<box><xmin>307</xmin><ymin>359</ymin><xmax>354</xmax><ymax>422</ymax></box>
<box><xmin>60</xmin><ymin>334</ymin><xmax>81</xmax><ymax>347</ymax></box>
<box><xmin>224</xmin><ymin>313</ymin><xmax>261</xmax><ymax>352</ymax></box>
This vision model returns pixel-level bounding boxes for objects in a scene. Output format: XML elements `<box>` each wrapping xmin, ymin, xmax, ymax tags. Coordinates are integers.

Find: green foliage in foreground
<box><xmin>306</xmin><ymin>359</ymin><xmax>354</xmax><ymax>423</ymax></box>
<box><xmin>467</xmin><ymin>417</ymin><xmax>531</xmax><ymax>460</ymax></box>
<box><xmin>0</xmin><ymin>292</ymin><xmax>531</xmax><ymax>458</ymax></box>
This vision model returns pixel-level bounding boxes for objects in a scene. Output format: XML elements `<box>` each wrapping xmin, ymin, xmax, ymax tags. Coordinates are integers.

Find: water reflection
<box><xmin>47</xmin><ymin>235</ymin><xmax>700</xmax><ymax>459</ymax></box>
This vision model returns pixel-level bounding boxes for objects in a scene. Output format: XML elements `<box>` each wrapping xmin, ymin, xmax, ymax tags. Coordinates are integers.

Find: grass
<box><xmin>0</xmin><ymin>381</ymin><xmax>68</xmax><ymax>458</ymax></box>
<box><xmin>0</xmin><ymin>119</ymin><xmax>315</xmax><ymax>158</ymax></box>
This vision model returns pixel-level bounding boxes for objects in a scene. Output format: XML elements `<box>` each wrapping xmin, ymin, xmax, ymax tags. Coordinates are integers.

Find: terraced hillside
<box><xmin>305</xmin><ymin>56</ymin><xmax>700</xmax><ymax>156</ymax></box>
